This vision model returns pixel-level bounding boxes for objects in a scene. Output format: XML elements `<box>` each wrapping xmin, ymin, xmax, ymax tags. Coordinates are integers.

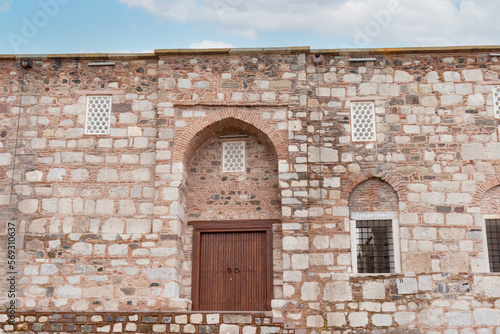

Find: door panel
<box><xmin>194</xmin><ymin>224</ymin><xmax>271</xmax><ymax>311</ymax></box>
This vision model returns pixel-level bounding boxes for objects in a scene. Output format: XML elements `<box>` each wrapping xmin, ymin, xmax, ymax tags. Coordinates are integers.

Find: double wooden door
<box><xmin>191</xmin><ymin>220</ymin><xmax>276</xmax><ymax>311</ymax></box>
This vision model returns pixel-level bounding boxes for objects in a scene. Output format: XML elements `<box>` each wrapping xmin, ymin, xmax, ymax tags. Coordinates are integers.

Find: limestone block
<box><xmin>119</xmin><ymin>200</ymin><xmax>136</xmax><ymax>216</ymax></box>
<box><xmin>348</xmin><ymin>312</ymin><xmax>368</xmax><ymax>327</ymax></box>
<box><xmin>96</xmin><ymin>199</ymin><xmax>114</xmax><ymax>215</ymax></box>
<box><xmin>260</xmin><ymin>327</ymin><xmax>281</xmax><ymax>334</ymax></box>
<box><xmin>474</xmin><ymin>276</ymin><xmax>500</xmax><ymax>297</ymax></box>
<box><xmin>446</xmin><ymin>193</ymin><xmax>472</xmax><ymax>205</ymax></box>
<box><xmin>308</xmin><ymin>147</ymin><xmax>338</xmax><ymax>163</ymax></box>
<box><xmin>159</xmin><ymin>78</ymin><xmax>175</xmax><ymax>89</ymax></box>
<box><xmin>446</xmin><ymin>213</ymin><xmax>473</xmax><ymax>226</ymax></box>
<box><xmin>396</xmin><ymin>278</ymin><xmax>418</xmax><ymax>294</ymax></box>
<box><xmin>47</xmin><ymin>168</ymin><xmax>66</xmax><ymax>182</ymax></box>
<box><xmin>56</xmin><ymin>286</ymin><xmax>82</xmax><ymax>298</ymax></box>
<box><xmin>473</xmin><ymin>309</ymin><xmax>500</xmax><ymax>326</ymax></box>
<box><xmin>445</xmin><ymin>312</ymin><xmax>471</xmax><ymax>326</ymax></box>
<box><xmin>163</xmin><ymin>187</ymin><xmax>179</xmax><ymax>200</ymax></box>
<box><xmin>323</xmin><ymin>282</ymin><xmax>352</xmax><ymax>302</ymax></box>
<box><xmin>71</xmin><ymin>169</ymin><xmax>89</xmax><ymax>182</ymax></box>
<box><xmin>313</xmin><ymin>236</ymin><xmax>329</xmax><ymax>249</ymax></box>
<box><xmin>219</xmin><ymin>324</ymin><xmax>239</xmax><ymax>334</ymax></box>
<box><xmin>394</xmin><ymin>312</ymin><xmax>416</xmax><ymax>326</ymax></box>
<box><xmin>133</xmin><ymin>100</ymin><xmax>153</xmax><ymax>111</ymax></box>
<box><xmin>26</xmin><ymin>170</ymin><xmax>43</xmax><ymax>182</ymax></box>
<box><xmin>413</xmin><ymin>227</ymin><xmax>437</xmax><ymax>240</ymax></box>
<box><xmin>330</xmin><ymin>235</ymin><xmax>350</xmax><ymax>249</ymax></box>
<box><xmin>206</xmin><ymin>314</ymin><xmax>219</xmax><ymax>324</ymax></box>
<box><xmin>362</xmin><ymin>281</ymin><xmax>385</xmax><ymax>299</ymax></box>
<box><xmin>163</xmin><ymin>282</ymin><xmax>180</xmax><ymax>298</ymax></box>
<box><xmin>418</xmin><ymin>275</ymin><xmax>432</xmax><ymax>291</ymax></box>
<box><xmin>126</xmin><ymin>219</ymin><xmax>151</xmax><ymax>234</ymax></box>
<box><xmin>283</xmin><ymin>271</ymin><xmax>302</xmax><ymax>282</ymax></box>
<box><xmin>18</xmin><ymin>199</ymin><xmax>38</xmax><ymax>214</ymax></box>
<box><xmin>423</xmin><ymin>213</ymin><xmax>444</xmax><ymax>225</ymax></box>
<box><xmin>421</xmin><ymin>192</ymin><xmax>445</xmax><ymax>204</ymax></box>
<box><xmin>133</xmin><ymin>168</ymin><xmax>150</xmax><ymax>181</ymax></box>
<box><xmin>147</xmin><ymin>268</ymin><xmax>176</xmax><ymax>280</ymax></box>
<box><xmin>442</xmin><ymin>253</ymin><xmax>469</xmax><ymax>272</ymax></box>
<box><xmin>118</xmin><ymin>112</ymin><xmax>138</xmax><ymax>124</ymax></box>
<box><xmin>292</xmin><ymin>254</ymin><xmax>309</xmax><ymax>269</ymax></box>
<box><xmin>343</xmin><ymin>74</ymin><xmax>362</xmax><ymax>82</ymax></box>
<box><xmin>301</xmin><ymin>282</ymin><xmax>320</xmax><ymax>301</ymax></box>
<box><xmin>327</xmin><ymin>312</ymin><xmax>346</xmax><ymax>327</ymax></box>
<box><xmin>486</xmin><ymin>142</ymin><xmax>500</xmax><ymax>159</ymax></box>
<box><xmin>108</xmin><ymin>244</ymin><xmax>128</xmax><ymax>256</ymax></box>
<box><xmin>468</xmin><ymin>93</ymin><xmax>485</xmax><ymax>106</ymax></box>
<box><xmin>372</xmin><ymin>314</ymin><xmax>392</xmax><ymax>326</ymax></box>
<box><xmin>72</xmin><ymin>243</ymin><xmax>92</xmax><ymax>256</ymax></box>
<box><xmin>97</xmin><ymin>169</ymin><xmax>119</xmax><ymax>182</ymax></box>
<box><xmin>395</xmin><ymin>70</ymin><xmax>413</xmax><ymax>82</ymax></box>
<box><xmin>462</xmin><ymin>143</ymin><xmax>486</xmax><ymax>160</ymax></box>
<box><xmin>418</xmin><ymin>308</ymin><xmax>444</xmax><ymax>326</ymax></box>
<box><xmin>439</xmin><ymin>228</ymin><xmax>465</xmax><ymax>240</ymax></box>
<box><xmin>421</xmin><ymin>96</ymin><xmax>438</xmax><ymax>106</ymax></box>
<box><xmin>84</xmin><ymin>286</ymin><xmax>113</xmax><ymax>298</ymax></box>
<box><xmin>59</xmin><ymin>198</ymin><xmax>72</xmax><ymax>214</ymax></box>
<box><xmin>24</xmin><ymin>266</ymin><xmax>39</xmax><ymax>275</ymax></box>
<box><xmin>242</xmin><ymin>326</ymin><xmax>256</xmax><ymax>334</ymax></box>
<box><xmin>151</xmin><ymin>248</ymin><xmax>177</xmax><ymax>257</ymax></box>
<box><xmin>359</xmin><ymin>83</ymin><xmax>377</xmax><ymax>95</ymax></box>
<box><xmin>462</xmin><ymin>69</ymin><xmax>483</xmax><ymax>81</ymax></box>
<box><xmin>441</xmin><ymin>95</ymin><xmax>463</xmax><ymax>105</ymax></box>
<box><xmin>426</xmin><ymin>71</ymin><xmax>439</xmax><ymax>83</ymax></box>
<box><xmin>178</xmin><ymin>79</ymin><xmax>192</xmax><ymax>89</ymax></box>
<box><xmin>283</xmin><ymin>236</ymin><xmax>308</xmax><ymax>250</ymax></box>
<box><xmin>444</xmin><ymin>71</ymin><xmax>461</xmax><ymax>81</ymax></box>
<box><xmin>306</xmin><ymin>315</ymin><xmax>324</xmax><ymax>327</ymax></box>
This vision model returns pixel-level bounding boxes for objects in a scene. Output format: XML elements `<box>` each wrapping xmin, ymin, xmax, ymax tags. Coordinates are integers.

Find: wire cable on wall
<box><xmin>9</xmin><ymin>65</ymin><xmax>26</xmax><ymax>203</ymax></box>
<box><xmin>315</xmin><ymin>56</ymin><xmax>323</xmax><ymax>200</ymax></box>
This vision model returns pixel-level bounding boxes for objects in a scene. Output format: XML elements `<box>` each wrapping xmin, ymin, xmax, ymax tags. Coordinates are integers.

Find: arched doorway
<box><xmin>182</xmin><ymin>117</ymin><xmax>282</xmax><ymax>311</ymax></box>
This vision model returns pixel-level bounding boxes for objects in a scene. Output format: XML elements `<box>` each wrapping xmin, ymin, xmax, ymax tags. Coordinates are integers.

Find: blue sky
<box><xmin>0</xmin><ymin>0</ymin><xmax>499</xmax><ymax>55</ymax></box>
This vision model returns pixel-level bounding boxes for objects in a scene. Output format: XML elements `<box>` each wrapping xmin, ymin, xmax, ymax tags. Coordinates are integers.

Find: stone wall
<box><xmin>0</xmin><ymin>311</ymin><xmax>296</xmax><ymax>333</ymax></box>
<box><xmin>1</xmin><ymin>46</ymin><xmax>500</xmax><ymax>332</ymax></box>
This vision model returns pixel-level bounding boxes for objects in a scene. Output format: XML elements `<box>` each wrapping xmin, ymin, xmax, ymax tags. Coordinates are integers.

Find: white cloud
<box><xmin>118</xmin><ymin>0</ymin><xmax>500</xmax><ymax>47</ymax></box>
<box><xmin>190</xmin><ymin>40</ymin><xmax>235</xmax><ymax>49</ymax></box>
<box><xmin>0</xmin><ymin>0</ymin><xmax>13</xmax><ymax>13</ymax></box>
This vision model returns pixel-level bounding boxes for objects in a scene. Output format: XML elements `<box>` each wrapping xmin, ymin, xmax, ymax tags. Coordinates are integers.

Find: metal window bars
<box><xmin>356</xmin><ymin>220</ymin><xmax>394</xmax><ymax>273</ymax></box>
<box><xmin>486</xmin><ymin>219</ymin><xmax>500</xmax><ymax>272</ymax></box>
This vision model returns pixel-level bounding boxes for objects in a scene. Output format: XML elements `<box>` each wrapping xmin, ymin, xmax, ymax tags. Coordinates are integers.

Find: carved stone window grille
<box><xmin>356</xmin><ymin>220</ymin><xmax>394</xmax><ymax>273</ymax></box>
<box><xmin>223</xmin><ymin>141</ymin><xmax>245</xmax><ymax>172</ymax></box>
<box><xmin>351</xmin><ymin>101</ymin><xmax>376</xmax><ymax>141</ymax></box>
<box><xmin>85</xmin><ymin>96</ymin><xmax>112</xmax><ymax>135</ymax></box>
<box><xmin>486</xmin><ymin>219</ymin><xmax>500</xmax><ymax>272</ymax></box>
<box><xmin>493</xmin><ymin>86</ymin><xmax>500</xmax><ymax>119</ymax></box>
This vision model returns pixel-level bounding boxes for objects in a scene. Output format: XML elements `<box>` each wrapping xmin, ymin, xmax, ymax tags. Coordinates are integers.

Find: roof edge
<box><xmin>1</xmin><ymin>45</ymin><xmax>500</xmax><ymax>59</ymax></box>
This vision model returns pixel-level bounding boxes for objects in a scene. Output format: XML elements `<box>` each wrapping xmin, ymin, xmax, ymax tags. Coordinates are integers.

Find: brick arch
<box><xmin>172</xmin><ymin>109</ymin><xmax>287</xmax><ymax>164</ymax></box>
<box><xmin>191</xmin><ymin>182</ymin><xmax>274</xmax><ymax>208</ymax></box>
<box><xmin>341</xmin><ymin>168</ymin><xmax>407</xmax><ymax>201</ymax></box>
<box><xmin>473</xmin><ymin>175</ymin><xmax>500</xmax><ymax>205</ymax></box>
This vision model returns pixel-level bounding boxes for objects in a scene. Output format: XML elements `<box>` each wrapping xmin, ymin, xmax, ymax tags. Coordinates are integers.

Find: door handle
<box><xmin>227</xmin><ymin>268</ymin><xmax>232</xmax><ymax>273</ymax></box>
<box><xmin>234</xmin><ymin>268</ymin><xmax>240</xmax><ymax>274</ymax></box>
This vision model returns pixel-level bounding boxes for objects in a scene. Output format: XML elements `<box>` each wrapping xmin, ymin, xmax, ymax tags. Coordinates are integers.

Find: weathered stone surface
<box><xmin>323</xmin><ymin>282</ymin><xmax>352</xmax><ymax>301</ymax></box>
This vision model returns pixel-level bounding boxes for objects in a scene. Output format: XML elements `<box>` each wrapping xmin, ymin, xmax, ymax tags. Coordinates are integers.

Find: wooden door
<box><xmin>191</xmin><ymin>220</ymin><xmax>276</xmax><ymax>311</ymax></box>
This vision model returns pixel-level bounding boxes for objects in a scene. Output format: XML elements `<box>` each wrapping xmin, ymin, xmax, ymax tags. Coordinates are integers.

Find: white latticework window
<box><xmin>351</xmin><ymin>101</ymin><xmax>376</xmax><ymax>142</ymax></box>
<box><xmin>85</xmin><ymin>96</ymin><xmax>112</xmax><ymax>135</ymax></box>
<box><xmin>223</xmin><ymin>141</ymin><xmax>245</xmax><ymax>172</ymax></box>
<box><xmin>493</xmin><ymin>86</ymin><xmax>500</xmax><ymax>119</ymax></box>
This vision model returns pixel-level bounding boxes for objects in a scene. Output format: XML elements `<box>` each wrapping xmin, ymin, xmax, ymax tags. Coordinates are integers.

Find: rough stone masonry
<box><xmin>1</xmin><ymin>46</ymin><xmax>500</xmax><ymax>333</ymax></box>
